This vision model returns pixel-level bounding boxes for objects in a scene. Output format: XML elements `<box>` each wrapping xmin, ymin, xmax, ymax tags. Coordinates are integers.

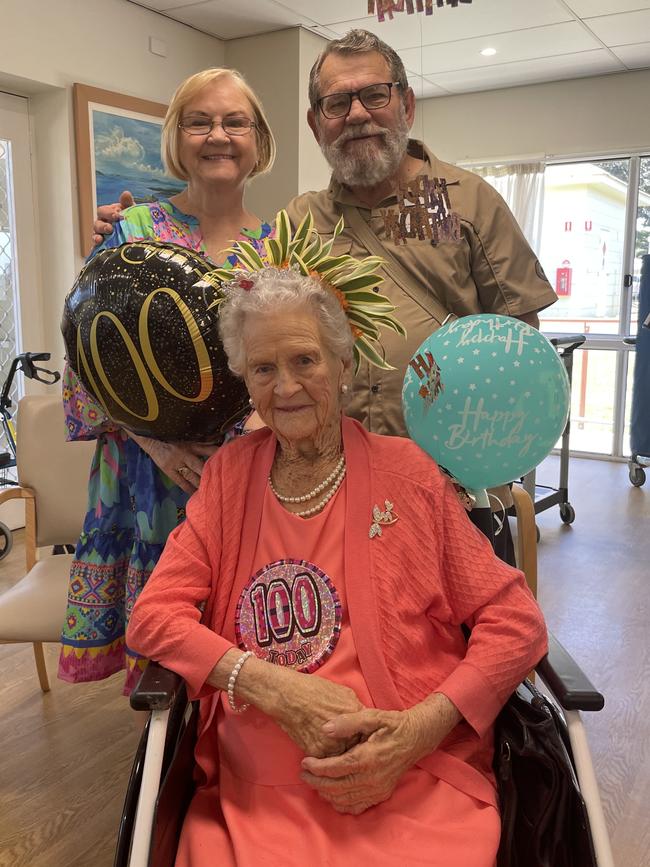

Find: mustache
<box><xmin>334</xmin><ymin>123</ymin><xmax>388</xmax><ymax>146</ymax></box>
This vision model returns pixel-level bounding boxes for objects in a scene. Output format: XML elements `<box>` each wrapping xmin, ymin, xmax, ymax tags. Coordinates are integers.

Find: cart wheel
<box><xmin>559</xmin><ymin>503</ymin><xmax>576</xmax><ymax>524</ymax></box>
<box><xmin>629</xmin><ymin>466</ymin><xmax>646</xmax><ymax>487</ymax></box>
<box><xmin>0</xmin><ymin>522</ymin><xmax>13</xmax><ymax>560</ymax></box>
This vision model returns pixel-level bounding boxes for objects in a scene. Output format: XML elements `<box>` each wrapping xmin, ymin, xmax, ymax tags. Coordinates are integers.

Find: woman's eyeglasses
<box><xmin>178</xmin><ymin>116</ymin><xmax>256</xmax><ymax>136</ymax></box>
<box><xmin>316</xmin><ymin>82</ymin><xmax>400</xmax><ymax>120</ymax></box>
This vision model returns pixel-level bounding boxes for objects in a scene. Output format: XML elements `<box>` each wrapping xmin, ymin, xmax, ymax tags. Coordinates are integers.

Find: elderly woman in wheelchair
<box><xmin>126</xmin><ymin>236</ymin><xmax>547</xmax><ymax>867</ymax></box>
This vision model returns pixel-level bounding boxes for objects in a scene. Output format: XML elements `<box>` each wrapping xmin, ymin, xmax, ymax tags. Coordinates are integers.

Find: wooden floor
<box><xmin>534</xmin><ymin>455</ymin><xmax>650</xmax><ymax>867</ymax></box>
<box><xmin>0</xmin><ymin>454</ymin><xmax>647</xmax><ymax>866</ymax></box>
<box><xmin>0</xmin><ymin>541</ymin><xmax>140</xmax><ymax>867</ymax></box>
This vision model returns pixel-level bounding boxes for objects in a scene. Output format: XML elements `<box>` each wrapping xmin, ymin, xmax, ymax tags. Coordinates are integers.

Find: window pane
<box><xmin>0</xmin><ymin>138</ymin><xmax>18</xmax><ymax>476</ymax></box>
<box><xmin>539</xmin><ymin>160</ymin><xmax>629</xmax><ymax>335</ymax></box>
<box><xmin>569</xmin><ymin>348</ymin><xmax>615</xmax><ymax>454</ymax></box>
<box><xmin>632</xmin><ymin>156</ymin><xmax>650</xmax><ymax>333</ymax></box>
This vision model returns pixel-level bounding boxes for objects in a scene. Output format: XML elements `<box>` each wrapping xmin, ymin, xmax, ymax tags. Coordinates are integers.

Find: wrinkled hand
<box><xmin>268</xmin><ymin>669</ymin><xmax>364</xmax><ymax>759</ymax></box>
<box><xmin>130</xmin><ymin>434</ymin><xmax>219</xmax><ymax>494</ymax></box>
<box><xmin>300</xmin><ymin>707</ymin><xmax>435</xmax><ymax>815</ymax></box>
<box><xmin>92</xmin><ymin>190</ymin><xmax>135</xmax><ymax>246</ymax></box>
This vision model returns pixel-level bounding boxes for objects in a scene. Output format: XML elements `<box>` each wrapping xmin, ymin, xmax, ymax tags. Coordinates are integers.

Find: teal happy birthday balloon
<box><xmin>401</xmin><ymin>315</ymin><xmax>570</xmax><ymax>491</ymax></box>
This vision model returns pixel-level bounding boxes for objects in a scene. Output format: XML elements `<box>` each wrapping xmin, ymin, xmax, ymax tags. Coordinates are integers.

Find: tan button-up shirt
<box><xmin>286</xmin><ymin>141</ymin><xmax>557</xmax><ymax>441</ymax></box>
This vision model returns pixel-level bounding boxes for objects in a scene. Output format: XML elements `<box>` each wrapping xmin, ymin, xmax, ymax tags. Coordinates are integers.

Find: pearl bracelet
<box><xmin>227</xmin><ymin>650</ymin><xmax>254</xmax><ymax>713</ymax></box>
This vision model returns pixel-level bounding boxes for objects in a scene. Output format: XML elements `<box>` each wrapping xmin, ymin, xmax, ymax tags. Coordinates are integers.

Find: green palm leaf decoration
<box><xmin>207</xmin><ymin>209</ymin><xmax>406</xmax><ymax>371</ymax></box>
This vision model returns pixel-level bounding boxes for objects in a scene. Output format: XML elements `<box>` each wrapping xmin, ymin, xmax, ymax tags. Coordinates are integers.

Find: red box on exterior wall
<box><xmin>556</xmin><ymin>260</ymin><xmax>572</xmax><ymax>297</ymax></box>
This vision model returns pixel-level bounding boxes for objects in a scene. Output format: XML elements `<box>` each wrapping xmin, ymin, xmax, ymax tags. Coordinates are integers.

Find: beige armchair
<box><xmin>0</xmin><ymin>395</ymin><xmax>94</xmax><ymax>691</ymax></box>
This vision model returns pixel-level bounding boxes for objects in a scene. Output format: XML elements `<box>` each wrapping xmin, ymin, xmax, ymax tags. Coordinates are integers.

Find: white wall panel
<box><xmin>417</xmin><ymin>69</ymin><xmax>650</xmax><ymax>164</ymax></box>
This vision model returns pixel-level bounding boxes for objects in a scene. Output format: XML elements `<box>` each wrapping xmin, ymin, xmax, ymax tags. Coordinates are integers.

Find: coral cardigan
<box><xmin>127</xmin><ymin>417</ymin><xmax>547</xmax><ymax>808</ymax></box>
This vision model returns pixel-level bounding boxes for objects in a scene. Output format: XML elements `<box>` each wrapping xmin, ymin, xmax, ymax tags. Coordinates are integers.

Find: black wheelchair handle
<box><xmin>20</xmin><ymin>352</ymin><xmax>61</xmax><ymax>385</ymax></box>
<box><xmin>1</xmin><ymin>352</ymin><xmax>61</xmax><ymax>411</ymax></box>
<box><xmin>30</xmin><ymin>365</ymin><xmax>61</xmax><ymax>386</ymax></box>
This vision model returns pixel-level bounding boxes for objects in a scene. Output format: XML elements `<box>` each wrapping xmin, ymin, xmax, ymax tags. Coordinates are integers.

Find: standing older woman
<box><xmin>58</xmin><ymin>68</ymin><xmax>274</xmax><ymax>693</ymax></box>
<box><xmin>126</xmin><ymin>226</ymin><xmax>547</xmax><ymax>865</ymax></box>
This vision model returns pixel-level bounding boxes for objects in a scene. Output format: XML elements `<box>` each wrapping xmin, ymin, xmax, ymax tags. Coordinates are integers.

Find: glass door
<box><xmin>538</xmin><ymin>157</ymin><xmax>648</xmax><ymax>457</ymax></box>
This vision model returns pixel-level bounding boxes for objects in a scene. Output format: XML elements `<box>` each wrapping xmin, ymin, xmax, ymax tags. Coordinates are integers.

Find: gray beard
<box><xmin>320</xmin><ymin>117</ymin><xmax>410</xmax><ymax>188</ymax></box>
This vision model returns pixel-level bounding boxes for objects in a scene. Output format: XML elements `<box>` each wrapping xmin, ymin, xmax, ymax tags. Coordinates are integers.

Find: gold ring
<box><xmin>177</xmin><ymin>466</ymin><xmax>190</xmax><ymax>478</ymax></box>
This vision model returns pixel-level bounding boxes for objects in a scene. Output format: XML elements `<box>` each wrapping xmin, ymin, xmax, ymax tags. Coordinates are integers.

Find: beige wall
<box><xmin>1</xmin><ymin>0</ymin><xmax>225</xmax><ymax>96</ymax></box>
<box><xmin>225</xmin><ymin>29</ymin><xmax>302</xmax><ymax>220</ymax></box>
<box><xmin>1</xmin><ymin>0</ymin><xmax>224</xmax><ymax>365</ymax></box>
<box><xmin>224</xmin><ymin>27</ymin><xmax>330</xmax><ymax>219</ymax></box>
<box><xmin>417</xmin><ymin>69</ymin><xmax>650</xmax><ymax>164</ymax></box>
<box><xmin>298</xmin><ymin>29</ymin><xmax>331</xmax><ymax>196</ymax></box>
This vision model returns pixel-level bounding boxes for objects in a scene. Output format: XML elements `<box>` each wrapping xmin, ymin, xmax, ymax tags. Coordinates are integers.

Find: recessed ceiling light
<box><xmin>480</xmin><ymin>47</ymin><xmax>497</xmax><ymax>57</ymax></box>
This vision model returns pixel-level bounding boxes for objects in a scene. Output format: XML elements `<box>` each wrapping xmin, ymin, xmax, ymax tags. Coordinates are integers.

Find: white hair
<box><xmin>218</xmin><ymin>268</ymin><xmax>355</xmax><ymax>376</ymax></box>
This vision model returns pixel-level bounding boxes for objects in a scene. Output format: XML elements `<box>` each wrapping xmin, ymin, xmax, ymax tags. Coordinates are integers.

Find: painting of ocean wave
<box><xmin>91</xmin><ymin>109</ymin><xmax>185</xmax><ymax>207</ymax></box>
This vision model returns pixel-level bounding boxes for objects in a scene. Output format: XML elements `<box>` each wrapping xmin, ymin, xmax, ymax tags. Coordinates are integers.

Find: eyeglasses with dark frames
<box><xmin>316</xmin><ymin>82</ymin><xmax>400</xmax><ymax>119</ymax></box>
<box><xmin>178</xmin><ymin>116</ymin><xmax>256</xmax><ymax>136</ymax></box>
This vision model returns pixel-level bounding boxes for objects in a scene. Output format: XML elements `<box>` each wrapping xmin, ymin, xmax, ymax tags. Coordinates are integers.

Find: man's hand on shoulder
<box><xmin>92</xmin><ymin>190</ymin><xmax>135</xmax><ymax>246</ymax></box>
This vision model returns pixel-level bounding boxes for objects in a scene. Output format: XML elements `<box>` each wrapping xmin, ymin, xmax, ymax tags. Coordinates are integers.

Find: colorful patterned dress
<box><xmin>58</xmin><ymin>200</ymin><xmax>272</xmax><ymax>693</ymax></box>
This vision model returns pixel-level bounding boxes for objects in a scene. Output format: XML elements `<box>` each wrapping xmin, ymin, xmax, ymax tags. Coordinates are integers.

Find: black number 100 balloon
<box><xmin>61</xmin><ymin>241</ymin><xmax>249</xmax><ymax>442</ymax></box>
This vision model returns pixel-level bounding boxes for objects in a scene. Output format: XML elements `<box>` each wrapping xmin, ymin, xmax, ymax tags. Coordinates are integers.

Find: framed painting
<box><xmin>73</xmin><ymin>84</ymin><xmax>185</xmax><ymax>252</ymax></box>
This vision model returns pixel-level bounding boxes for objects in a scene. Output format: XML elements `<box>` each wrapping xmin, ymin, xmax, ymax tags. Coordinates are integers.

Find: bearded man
<box><xmin>283</xmin><ymin>30</ymin><xmax>557</xmax><ymax>561</ymax></box>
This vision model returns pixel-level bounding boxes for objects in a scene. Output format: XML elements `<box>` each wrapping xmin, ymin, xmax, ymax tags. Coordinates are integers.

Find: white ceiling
<box><xmin>128</xmin><ymin>0</ymin><xmax>650</xmax><ymax>98</ymax></box>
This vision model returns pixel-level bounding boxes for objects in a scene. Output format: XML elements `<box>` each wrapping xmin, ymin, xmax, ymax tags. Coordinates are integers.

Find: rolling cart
<box><xmin>521</xmin><ymin>334</ymin><xmax>586</xmax><ymax>524</ymax></box>
<box><xmin>625</xmin><ymin>254</ymin><xmax>650</xmax><ymax>487</ymax></box>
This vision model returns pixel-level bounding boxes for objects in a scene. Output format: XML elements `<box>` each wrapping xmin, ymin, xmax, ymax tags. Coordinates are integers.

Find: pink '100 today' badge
<box><xmin>235</xmin><ymin>558</ymin><xmax>342</xmax><ymax>673</ymax></box>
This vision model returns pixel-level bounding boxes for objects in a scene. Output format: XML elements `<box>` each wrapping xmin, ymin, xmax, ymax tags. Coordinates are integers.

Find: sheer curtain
<box><xmin>468</xmin><ymin>161</ymin><xmax>546</xmax><ymax>254</ymax></box>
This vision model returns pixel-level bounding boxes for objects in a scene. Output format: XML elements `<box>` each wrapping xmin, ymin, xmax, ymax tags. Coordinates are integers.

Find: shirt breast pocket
<box><xmin>323</xmin><ymin>236</ymin><xmax>353</xmax><ymax>259</ymax></box>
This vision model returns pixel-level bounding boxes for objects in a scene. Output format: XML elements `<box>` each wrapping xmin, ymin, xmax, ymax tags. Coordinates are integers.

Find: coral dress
<box><xmin>175</xmin><ymin>481</ymin><xmax>500</xmax><ymax>867</ymax></box>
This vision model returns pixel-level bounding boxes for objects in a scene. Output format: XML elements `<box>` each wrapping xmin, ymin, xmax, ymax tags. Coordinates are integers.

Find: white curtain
<box><xmin>469</xmin><ymin>161</ymin><xmax>546</xmax><ymax>255</ymax></box>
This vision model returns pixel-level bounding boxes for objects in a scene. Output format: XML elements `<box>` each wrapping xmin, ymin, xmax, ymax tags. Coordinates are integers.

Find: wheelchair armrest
<box><xmin>130</xmin><ymin>661</ymin><xmax>184</xmax><ymax>712</ymax></box>
<box><xmin>536</xmin><ymin>632</ymin><xmax>604</xmax><ymax>712</ymax></box>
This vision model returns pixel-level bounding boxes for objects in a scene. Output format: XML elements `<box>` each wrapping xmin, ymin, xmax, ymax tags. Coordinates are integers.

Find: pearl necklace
<box><xmin>269</xmin><ymin>454</ymin><xmax>345</xmax><ymax>504</ymax></box>
<box><xmin>291</xmin><ymin>462</ymin><xmax>346</xmax><ymax>518</ymax></box>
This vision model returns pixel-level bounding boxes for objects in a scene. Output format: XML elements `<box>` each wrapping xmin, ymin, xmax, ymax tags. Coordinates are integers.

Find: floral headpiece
<box><xmin>208</xmin><ymin>209</ymin><xmax>406</xmax><ymax>371</ymax></box>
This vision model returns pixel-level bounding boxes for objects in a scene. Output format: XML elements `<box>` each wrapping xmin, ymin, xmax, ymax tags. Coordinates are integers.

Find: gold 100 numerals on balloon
<box><xmin>62</xmin><ymin>242</ymin><xmax>249</xmax><ymax>441</ymax></box>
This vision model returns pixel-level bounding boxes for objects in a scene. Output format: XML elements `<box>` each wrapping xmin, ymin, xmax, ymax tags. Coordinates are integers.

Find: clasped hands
<box><xmin>271</xmin><ymin>670</ymin><xmax>452</xmax><ymax>816</ymax></box>
<box><xmin>300</xmin><ymin>706</ymin><xmax>430</xmax><ymax>815</ymax></box>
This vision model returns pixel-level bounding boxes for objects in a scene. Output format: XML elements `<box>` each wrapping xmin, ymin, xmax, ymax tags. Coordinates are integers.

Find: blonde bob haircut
<box><xmin>162</xmin><ymin>68</ymin><xmax>276</xmax><ymax>182</ymax></box>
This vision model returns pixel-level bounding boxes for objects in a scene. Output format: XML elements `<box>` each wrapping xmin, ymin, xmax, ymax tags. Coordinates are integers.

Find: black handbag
<box><xmin>494</xmin><ymin>679</ymin><xmax>597</xmax><ymax>867</ymax></box>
